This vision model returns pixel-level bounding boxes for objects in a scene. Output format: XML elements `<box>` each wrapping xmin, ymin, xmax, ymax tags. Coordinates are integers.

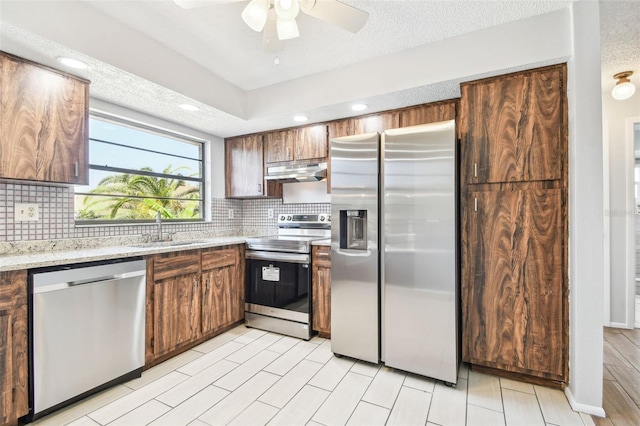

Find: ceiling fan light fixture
<box><xmin>612</xmin><ymin>71</ymin><xmax>636</xmax><ymax>100</ymax></box>
<box><xmin>275</xmin><ymin>0</ymin><xmax>300</xmax><ymax>20</ymax></box>
<box><xmin>242</xmin><ymin>0</ymin><xmax>269</xmax><ymax>32</ymax></box>
<box><xmin>277</xmin><ymin>17</ymin><xmax>299</xmax><ymax>40</ymax></box>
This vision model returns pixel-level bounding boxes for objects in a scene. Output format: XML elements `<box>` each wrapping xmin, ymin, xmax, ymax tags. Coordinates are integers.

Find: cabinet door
<box><xmin>0</xmin><ymin>271</ymin><xmax>28</xmax><ymax>425</ymax></box>
<box><xmin>463</xmin><ymin>187</ymin><xmax>565</xmax><ymax>380</ymax></box>
<box><xmin>225</xmin><ymin>135</ymin><xmax>264</xmax><ymax>198</ymax></box>
<box><xmin>154</xmin><ymin>273</ymin><xmax>201</xmax><ymax>357</ymax></box>
<box><xmin>399</xmin><ymin>102</ymin><xmax>456</xmax><ymax>127</ymax></box>
<box><xmin>265</xmin><ymin>129</ymin><xmax>295</xmax><ymax>164</ymax></box>
<box><xmin>295</xmin><ymin>124</ymin><xmax>327</xmax><ymax>161</ymax></box>
<box><xmin>202</xmin><ymin>266</ymin><xmax>234</xmax><ymax>334</ymax></box>
<box><xmin>312</xmin><ymin>246</ymin><xmax>331</xmax><ymax>336</ymax></box>
<box><xmin>461</xmin><ymin>66</ymin><xmax>564</xmax><ymax>184</ymax></box>
<box><xmin>201</xmin><ymin>247</ymin><xmax>238</xmax><ymax>334</ymax></box>
<box><xmin>328</xmin><ymin>112</ymin><xmax>399</xmax><ymax>139</ymax></box>
<box><xmin>0</xmin><ymin>53</ymin><xmax>88</xmax><ymax>184</ymax></box>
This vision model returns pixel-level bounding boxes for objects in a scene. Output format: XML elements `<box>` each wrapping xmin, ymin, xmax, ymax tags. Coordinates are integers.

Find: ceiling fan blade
<box><xmin>172</xmin><ymin>0</ymin><xmax>244</xmax><ymax>9</ymax></box>
<box><xmin>299</xmin><ymin>0</ymin><xmax>369</xmax><ymax>33</ymax></box>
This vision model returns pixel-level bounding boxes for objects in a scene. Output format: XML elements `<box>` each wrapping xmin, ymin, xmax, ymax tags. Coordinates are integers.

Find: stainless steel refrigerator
<box><xmin>330</xmin><ymin>120</ymin><xmax>458</xmax><ymax>384</ymax></box>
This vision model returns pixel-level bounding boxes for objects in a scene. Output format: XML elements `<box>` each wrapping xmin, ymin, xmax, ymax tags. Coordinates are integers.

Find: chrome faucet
<box><xmin>156</xmin><ymin>211</ymin><xmax>163</xmax><ymax>241</ymax></box>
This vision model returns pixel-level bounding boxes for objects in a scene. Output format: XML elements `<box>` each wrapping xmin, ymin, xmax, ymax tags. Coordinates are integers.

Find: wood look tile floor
<box><xmin>598</xmin><ymin>325</ymin><xmax>640</xmax><ymax>426</ymax></box>
<box><xmin>31</xmin><ymin>325</ymin><xmax>593</xmax><ymax>426</ymax></box>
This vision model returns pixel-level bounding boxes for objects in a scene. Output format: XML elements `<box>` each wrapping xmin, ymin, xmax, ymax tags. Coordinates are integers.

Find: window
<box><xmin>75</xmin><ymin>115</ymin><xmax>205</xmax><ymax>223</ymax></box>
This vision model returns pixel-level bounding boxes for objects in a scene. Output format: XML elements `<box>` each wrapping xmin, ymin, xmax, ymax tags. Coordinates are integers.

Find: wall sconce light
<box><xmin>612</xmin><ymin>71</ymin><xmax>636</xmax><ymax>100</ymax></box>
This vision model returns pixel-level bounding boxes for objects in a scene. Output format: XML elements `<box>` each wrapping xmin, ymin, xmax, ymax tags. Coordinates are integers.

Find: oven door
<box><xmin>245</xmin><ymin>250</ymin><xmax>311</xmax><ymax>323</ymax></box>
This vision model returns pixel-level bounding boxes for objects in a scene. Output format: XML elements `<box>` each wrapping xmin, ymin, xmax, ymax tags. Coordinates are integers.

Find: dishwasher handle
<box><xmin>33</xmin><ymin>269</ymin><xmax>146</xmax><ymax>294</ymax></box>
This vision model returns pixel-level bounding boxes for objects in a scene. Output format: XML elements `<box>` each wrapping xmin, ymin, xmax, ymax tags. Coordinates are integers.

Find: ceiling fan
<box><xmin>173</xmin><ymin>0</ymin><xmax>369</xmax><ymax>53</ymax></box>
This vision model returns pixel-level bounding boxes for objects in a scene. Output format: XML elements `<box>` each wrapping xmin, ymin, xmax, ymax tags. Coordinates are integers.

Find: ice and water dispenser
<box><xmin>339</xmin><ymin>210</ymin><xmax>367</xmax><ymax>250</ymax></box>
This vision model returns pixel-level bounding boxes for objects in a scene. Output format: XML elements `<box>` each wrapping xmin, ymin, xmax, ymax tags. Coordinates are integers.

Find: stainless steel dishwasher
<box><xmin>28</xmin><ymin>258</ymin><xmax>146</xmax><ymax>420</ymax></box>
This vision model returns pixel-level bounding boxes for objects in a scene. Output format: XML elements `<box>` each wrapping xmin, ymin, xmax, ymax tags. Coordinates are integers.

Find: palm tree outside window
<box><xmin>75</xmin><ymin>115</ymin><xmax>205</xmax><ymax>223</ymax></box>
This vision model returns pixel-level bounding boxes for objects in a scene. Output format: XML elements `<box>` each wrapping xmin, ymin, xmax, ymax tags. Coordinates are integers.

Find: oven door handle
<box><xmin>246</xmin><ymin>250</ymin><xmax>310</xmax><ymax>264</ymax></box>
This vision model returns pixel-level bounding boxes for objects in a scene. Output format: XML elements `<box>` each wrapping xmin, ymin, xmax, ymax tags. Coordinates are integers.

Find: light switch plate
<box><xmin>15</xmin><ymin>203</ymin><xmax>39</xmax><ymax>221</ymax></box>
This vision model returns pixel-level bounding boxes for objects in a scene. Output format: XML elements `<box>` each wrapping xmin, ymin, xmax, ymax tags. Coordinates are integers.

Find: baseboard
<box><xmin>565</xmin><ymin>387</ymin><xmax>606</xmax><ymax>417</ymax></box>
<box><xmin>609</xmin><ymin>321</ymin><xmax>634</xmax><ymax>330</ymax></box>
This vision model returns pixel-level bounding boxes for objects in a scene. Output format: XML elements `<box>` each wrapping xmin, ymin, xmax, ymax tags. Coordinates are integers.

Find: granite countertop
<box><xmin>312</xmin><ymin>239</ymin><xmax>331</xmax><ymax>246</ymax></box>
<box><xmin>0</xmin><ymin>235</ymin><xmax>248</xmax><ymax>272</ymax></box>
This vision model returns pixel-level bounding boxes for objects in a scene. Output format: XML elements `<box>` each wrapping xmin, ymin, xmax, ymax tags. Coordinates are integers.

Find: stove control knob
<box><xmin>287</xmin><ymin>215</ymin><xmax>292</xmax><ymax>221</ymax></box>
<box><xmin>280</xmin><ymin>215</ymin><xmax>285</xmax><ymax>221</ymax></box>
<box><xmin>319</xmin><ymin>216</ymin><xmax>325</xmax><ymax>221</ymax></box>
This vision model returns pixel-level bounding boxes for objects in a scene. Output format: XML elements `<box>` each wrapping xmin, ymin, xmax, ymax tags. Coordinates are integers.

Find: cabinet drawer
<box><xmin>313</xmin><ymin>246</ymin><xmax>331</xmax><ymax>267</ymax></box>
<box><xmin>153</xmin><ymin>253</ymin><xmax>200</xmax><ymax>281</ymax></box>
<box><xmin>202</xmin><ymin>248</ymin><xmax>237</xmax><ymax>271</ymax></box>
<box><xmin>0</xmin><ymin>270</ymin><xmax>27</xmax><ymax>311</ymax></box>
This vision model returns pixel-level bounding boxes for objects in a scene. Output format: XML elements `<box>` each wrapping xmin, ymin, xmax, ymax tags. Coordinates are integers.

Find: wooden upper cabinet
<box><xmin>265</xmin><ymin>129</ymin><xmax>295</xmax><ymax>164</ymax></box>
<box><xmin>0</xmin><ymin>52</ymin><xmax>89</xmax><ymax>184</ymax></box>
<box><xmin>462</xmin><ymin>187</ymin><xmax>565</xmax><ymax>381</ymax></box>
<box><xmin>295</xmin><ymin>124</ymin><xmax>327</xmax><ymax>161</ymax></box>
<box><xmin>225</xmin><ymin>135</ymin><xmax>264</xmax><ymax>198</ymax></box>
<box><xmin>225</xmin><ymin>134</ymin><xmax>281</xmax><ymax>198</ymax></box>
<box><xmin>328</xmin><ymin>112</ymin><xmax>399</xmax><ymax>140</ymax></box>
<box><xmin>399</xmin><ymin>101</ymin><xmax>456</xmax><ymax>127</ymax></box>
<box><xmin>460</xmin><ymin>65</ymin><xmax>565</xmax><ymax>184</ymax></box>
<box><xmin>264</xmin><ymin>124</ymin><xmax>328</xmax><ymax>165</ymax></box>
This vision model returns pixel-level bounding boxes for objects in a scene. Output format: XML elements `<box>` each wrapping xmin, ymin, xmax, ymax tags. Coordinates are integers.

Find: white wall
<box><xmin>605</xmin><ymin>94</ymin><xmax>640</xmax><ymax>328</ymax></box>
<box><xmin>564</xmin><ymin>0</ymin><xmax>605</xmax><ymax>416</ymax></box>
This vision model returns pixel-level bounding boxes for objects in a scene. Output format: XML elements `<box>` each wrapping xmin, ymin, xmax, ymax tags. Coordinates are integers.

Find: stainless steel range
<box><xmin>244</xmin><ymin>213</ymin><xmax>331</xmax><ymax>340</ymax></box>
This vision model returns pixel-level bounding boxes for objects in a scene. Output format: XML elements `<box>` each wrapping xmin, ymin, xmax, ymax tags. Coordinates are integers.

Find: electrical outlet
<box><xmin>228</xmin><ymin>209</ymin><xmax>234</xmax><ymax>219</ymax></box>
<box><xmin>268</xmin><ymin>209</ymin><xmax>274</xmax><ymax>219</ymax></box>
<box><xmin>15</xmin><ymin>203</ymin><xmax>39</xmax><ymax>221</ymax></box>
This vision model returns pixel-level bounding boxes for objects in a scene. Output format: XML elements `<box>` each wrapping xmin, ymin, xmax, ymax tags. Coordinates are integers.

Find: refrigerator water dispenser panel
<box><xmin>340</xmin><ymin>210</ymin><xmax>368</xmax><ymax>250</ymax></box>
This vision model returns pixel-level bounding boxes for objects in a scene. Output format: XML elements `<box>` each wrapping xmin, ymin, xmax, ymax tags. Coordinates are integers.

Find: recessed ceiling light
<box><xmin>351</xmin><ymin>103</ymin><xmax>368</xmax><ymax>111</ymax></box>
<box><xmin>57</xmin><ymin>56</ymin><xmax>89</xmax><ymax>70</ymax></box>
<box><xmin>293</xmin><ymin>115</ymin><xmax>308</xmax><ymax>122</ymax></box>
<box><xmin>179</xmin><ymin>104</ymin><xmax>200</xmax><ymax>112</ymax></box>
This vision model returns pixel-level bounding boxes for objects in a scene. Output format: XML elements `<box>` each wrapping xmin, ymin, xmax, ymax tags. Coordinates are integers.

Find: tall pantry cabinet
<box><xmin>460</xmin><ymin>64</ymin><xmax>568</xmax><ymax>385</ymax></box>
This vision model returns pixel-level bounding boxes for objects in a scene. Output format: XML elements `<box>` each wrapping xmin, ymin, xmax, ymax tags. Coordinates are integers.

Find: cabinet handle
<box><xmin>258</xmin><ymin>183</ymin><xmax>262</xmax><ymax>194</ymax></box>
<box><xmin>316</xmin><ymin>252</ymin><xmax>330</xmax><ymax>257</ymax></box>
<box><xmin>74</xmin><ymin>162</ymin><xmax>79</xmax><ymax>177</ymax></box>
<box><xmin>473</xmin><ymin>163</ymin><xmax>478</xmax><ymax>178</ymax></box>
<box><xmin>474</xmin><ymin>197</ymin><xmax>478</xmax><ymax>212</ymax></box>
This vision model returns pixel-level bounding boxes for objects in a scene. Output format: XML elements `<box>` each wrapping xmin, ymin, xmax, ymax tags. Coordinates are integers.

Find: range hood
<box><xmin>265</xmin><ymin>162</ymin><xmax>328</xmax><ymax>183</ymax></box>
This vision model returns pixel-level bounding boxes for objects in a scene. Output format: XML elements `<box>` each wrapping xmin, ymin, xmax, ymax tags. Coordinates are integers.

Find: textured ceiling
<box><xmin>0</xmin><ymin>0</ymin><xmax>637</xmax><ymax>139</ymax></box>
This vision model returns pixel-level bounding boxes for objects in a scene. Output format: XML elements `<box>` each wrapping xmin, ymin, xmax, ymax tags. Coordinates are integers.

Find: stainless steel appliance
<box><xmin>28</xmin><ymin>258</ymin><xmax>146</xmax><ymax>420</ymax></box>
<box><xmin>244</xmin><ymin>214</ymin><xmax>331</xmax><ymax>340</ymax></box>
<box><xmin>331</xmin><ymin>121</ymin><xmax>459</xmax><ymax>384</ymax></box>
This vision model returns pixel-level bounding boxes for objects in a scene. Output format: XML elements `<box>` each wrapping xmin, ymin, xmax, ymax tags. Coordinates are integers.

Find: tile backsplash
<box><xmin>0</xmin><ymin>181</ymin><xmax>329</xmax><ymax>243</ymax></box>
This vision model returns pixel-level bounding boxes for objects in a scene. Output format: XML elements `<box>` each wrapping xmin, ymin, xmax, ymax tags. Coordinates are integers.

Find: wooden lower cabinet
<box><xmin>146</xmin><ymin>245</ymin><xmax>244</xmax><ymax>365</ymax></box>
<box><xmin>201</xmin><ymin>246</ymin><xmax>244</xmax><ymax>334</ymax></box>
<box><xmin>312</xmin><ymin>246</ymin><xmax>331</xmax><ymax>337</ymax></box>
<box><xmin>0</xmin><ymin>271</ymin><xmax>28</xmax><ymax>426</ymax></box>
<box><xmin>151</xmin><ymin>251</ymin><xmax>201</xmax><ymax>358</ymax></box>
<box><xmin>462</xmin><ymin>186</ymin><xmax>566</xmax><ymax>382</ymax></box>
